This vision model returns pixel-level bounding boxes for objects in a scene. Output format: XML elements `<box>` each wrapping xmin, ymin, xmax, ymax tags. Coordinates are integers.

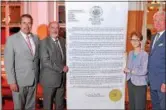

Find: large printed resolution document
<box><xmin>66</xmin><ymin>1</ymin><xmax>128</xmax><ymax>109</ymax></box>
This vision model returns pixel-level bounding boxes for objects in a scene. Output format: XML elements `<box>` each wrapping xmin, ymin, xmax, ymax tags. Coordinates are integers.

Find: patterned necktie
<box><xmin>26</xmin><ymin>36</ymin><xmax>33</xmax><ymax>55</ymax></box>
<box><xmin>55</xmin><ymin>40</ymin><xmax>64</xmax><ymax>61</ymax></box>
<box><xmin>152</xmin><ymin>33</ymin><xmax>160</xmax><ymax>49</ymax></box>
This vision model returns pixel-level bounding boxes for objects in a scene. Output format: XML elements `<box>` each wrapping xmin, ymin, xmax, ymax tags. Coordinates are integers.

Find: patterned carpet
<box><xmin>2</xmin><ymin>99</ymin><xmax>152</xmax><ymax>110</ymax></box>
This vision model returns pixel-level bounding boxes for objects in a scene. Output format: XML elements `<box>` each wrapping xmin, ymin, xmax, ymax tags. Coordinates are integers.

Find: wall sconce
<box><xmin>2</xmin><ymin>14</ymin><xmax>11</xmax><ymax>24</ymax></box>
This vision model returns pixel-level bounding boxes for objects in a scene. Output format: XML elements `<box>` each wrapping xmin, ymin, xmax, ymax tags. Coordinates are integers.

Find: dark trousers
<box><xmin>127</xmin><ymin>80</ymin><xmax>147</xmax><ymax>110</ymax></box>
<box><xmin>150</xmin><ymin>89</ymin><xmax>166</xmax><ymax>110</ymax></box>
<box><xmin>43</xmin><ymin>75</ymin><xmax>66</xmax><ymax>110</ymax></box>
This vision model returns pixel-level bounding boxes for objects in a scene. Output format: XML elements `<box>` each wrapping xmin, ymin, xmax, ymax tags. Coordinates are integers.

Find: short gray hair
<box><xmin>153</xmin><ymin>11</ymin><xmax>166</xmax><ymax>19</ymax></box>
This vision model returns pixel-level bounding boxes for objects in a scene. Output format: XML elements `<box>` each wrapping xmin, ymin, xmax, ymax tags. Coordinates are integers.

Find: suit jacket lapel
<box><xmin>17</xmin><ymin>32</ymin><xmax>33</xmax><ymax>58</ymax></box>
<box><xmin>150</xmin><ymin>35</ymin><xmax>156</xmax><ymax>55</ymax></box>
<box><xmin>48</xmin><ymin>37</ymin><xmax>56</xmax><ymax>54</ymax></box>
<box><xmin>31</xmin><ymin>34</ymin><xmax>37</xmax><ymax>58</ymax></box>
<box><xmin>150</xmin><ymin>31</ymin><xmax>165</xmax><ymax>55</ymax></box>
<box><xmin>58</xmin><ymin>37</ymin><xmax>65</xmax><ymax>60</ymax></box>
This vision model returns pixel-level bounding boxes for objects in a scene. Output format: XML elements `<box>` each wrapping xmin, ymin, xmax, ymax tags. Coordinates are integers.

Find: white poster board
<box><xmin>66</xmin><ymin>2</ymin><xmax>128</xmax><ymax>109</ymax></box>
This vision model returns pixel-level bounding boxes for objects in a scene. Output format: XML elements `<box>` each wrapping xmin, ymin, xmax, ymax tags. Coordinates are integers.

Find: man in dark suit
<box><xmin>148</xmin><ymin>11</ymin><xmax>166</xmax><ymax>110</ymax></box>
<box><xmin>39</xmin><ymin>21</ymin><xmax>68</xmax><ymax>110</ymax></box>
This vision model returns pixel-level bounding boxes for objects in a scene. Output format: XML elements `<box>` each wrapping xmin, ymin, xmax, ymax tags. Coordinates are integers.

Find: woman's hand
<box><xmin>123</xmin><ymin>68</ymin><xmax>130</xmax><ymax>74</ymax></box>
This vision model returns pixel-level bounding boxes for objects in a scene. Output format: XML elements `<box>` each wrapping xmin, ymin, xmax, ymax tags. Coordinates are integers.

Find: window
<box><xmin>1</xmin><ymin>1</ymin><xmax>22</xmax><ymax>44</ymax></box>
<box><xmin>56</xmin><ymin>2</ymin><xmax>66</xmax><ymax>38</ymax></box>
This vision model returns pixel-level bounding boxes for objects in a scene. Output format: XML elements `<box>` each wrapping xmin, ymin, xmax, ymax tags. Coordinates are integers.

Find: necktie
<box><xmin>152</xmin><ymin>33</ymin><xmax>160</xmax><ymax>49</ymax></box>
<box><xmin>55</xmin><ymin>40</ymin><xmax>64</xmax><ymax>61</ymax></box>
<box><xmin>26</xmin><ymin>36</ymin><xmax>33</xmax><ymax>55</ymax></box>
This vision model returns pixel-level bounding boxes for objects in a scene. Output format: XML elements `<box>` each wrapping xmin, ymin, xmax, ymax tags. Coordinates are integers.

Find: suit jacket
<box><xmin>126</xmin><ymin>50</ymin><xmax>148</xmax><ymax>86</ymax></box>
<box><xmin>4</xmin><ymin>31</ymin><xmax>40</xmax><ymax>87</ymax></box>
<box><xmin>148</xmin><ymin>30</ymin><xmax>166</xmax><ymax>90</ymax></box>
<box><xmin>39</xmin><ymin>36</ymin><xmax>66</xmax><ymax>88</ymax></box>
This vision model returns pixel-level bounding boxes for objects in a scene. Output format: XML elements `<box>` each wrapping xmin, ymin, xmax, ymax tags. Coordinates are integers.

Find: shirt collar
<box><xmin>158</xmin><ymin>30</ymin><xmax>165</xmax><ymax>37</ymax></box>
<box><xmin>20</xmin><ymin>31</ymin><xmax>31</xmax><ymax>39</ymax></box>
<box><xmin>51</xmin><ymin>36</ymin><xmax>59</xmax><ymax>42</ymax></box>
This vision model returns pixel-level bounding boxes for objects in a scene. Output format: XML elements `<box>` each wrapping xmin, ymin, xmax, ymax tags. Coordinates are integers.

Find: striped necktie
<box><xmin>26</xmin><ymin>36</ymin><xmax>33</xmax><ymax>55</ymax></box>
<box><xmin>55</xmin><ymin>40</ymin><xmax>64</xmax><ymax>61</ymax></box>
<box><xmin>152</xmin><ymin>33</ymin><xmax>160</xmax><ymax>49</ymax></box>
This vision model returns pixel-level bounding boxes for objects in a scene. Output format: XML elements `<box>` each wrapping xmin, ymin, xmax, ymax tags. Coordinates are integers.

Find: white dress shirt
<box><xmin>20</xmin><ymin>31</ymin><xmax>36</xmax><ymax>55</ymax></box>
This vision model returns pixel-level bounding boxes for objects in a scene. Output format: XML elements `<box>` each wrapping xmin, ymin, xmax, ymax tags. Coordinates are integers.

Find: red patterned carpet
<box><xmin>2</xmin><ymin>100</ymin><xmax>42</xmax><ymax>110</ymax></box>
<box><xmin>2</xmin><ymin>101</ymin><xmax>152</xmax><ymax>110</ymax></box>
<box><xmin>3</xmin><ymin>100</ymin><xmax>14</xmax><ymax>110</ymax></box>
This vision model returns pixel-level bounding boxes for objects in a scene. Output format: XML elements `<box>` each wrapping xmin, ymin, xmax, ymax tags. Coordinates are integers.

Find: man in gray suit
<box><xmin>39</xmin><ymin>21</ymin><xmax>68</xmax><ymax>110</ymax></box>
<box><xmin>4</xmin><ymin>14</ymin><xmax>40</xmax><ymax>110</ymax></box>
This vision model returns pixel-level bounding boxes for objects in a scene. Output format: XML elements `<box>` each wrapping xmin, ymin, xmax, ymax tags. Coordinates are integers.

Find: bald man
<box><xmin>148</xmin><ymin>11</ymin><xmax>166</xmax><ymax>110</ymax></box>
<box><xmin>39</xmin><ymin>21</ymin><xmax>68</xmax><ymax>110</ymax></box>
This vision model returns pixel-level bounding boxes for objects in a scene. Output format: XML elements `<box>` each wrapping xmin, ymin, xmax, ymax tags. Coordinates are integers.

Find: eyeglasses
<box><xmin>130</xmin><ymin>39</ymin><xmax>140</xmax><ymax>42</ymax></box>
